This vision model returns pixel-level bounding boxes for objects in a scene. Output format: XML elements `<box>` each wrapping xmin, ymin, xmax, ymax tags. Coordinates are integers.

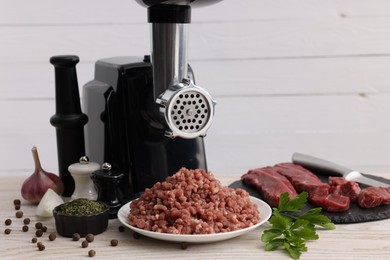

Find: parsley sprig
<box><xmin>261</xmin><ymin>192</ymin><xmax>336</xmax><ymax>259</ymax></box>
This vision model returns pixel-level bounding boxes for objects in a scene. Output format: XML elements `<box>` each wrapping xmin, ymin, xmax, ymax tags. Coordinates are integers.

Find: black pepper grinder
<box><xmin>50</xmin><ymin>55</ymin><xmax>88</xmax><ymax>197</ymax></box>
<box><xmin>91</xmin><ymin>163</ymin><xmax>124</xmax><ymax>219</ymax></box>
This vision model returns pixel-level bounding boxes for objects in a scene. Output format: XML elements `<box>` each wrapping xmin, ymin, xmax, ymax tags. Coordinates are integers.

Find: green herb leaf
<box><xmin>268</xmin><ymin>214</ymin><xmax>290</xmax><ymax>231</ymax></box>
<box><xmin>264</xmin><ymin>238</ymin><xmax>285</xmax><ymax>251</ymax></box>
<box><xmin>261</xmin><ymin>229</ymin><xmax>283</xmax><ymax>242</ymax></box>
<box><xmin>278</xmin><ymin>192</ymin><xmax>308</xmax><ymax>212</ymax></box>
<box><xmin>261</xmin><ymin>192</ymin><xmax>335</xmax><ymax>259</ymax></box>
<box><xmin>292</xmin><ymin>228</ymin><xmax>319</xmax><ymax>241</ymax></box>
<box><xmin>284</xmin><ymin>241</ymin><xmax>304</xmax><ymax>260</ymax></box>
<box><xmin>299</xmin><ymin>208</ymin><xmax>336</xmax><ymax>230</ymax></box>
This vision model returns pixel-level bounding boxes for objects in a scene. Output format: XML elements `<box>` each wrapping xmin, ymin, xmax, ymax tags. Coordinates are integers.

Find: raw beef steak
<box><xmin>274</xmin><ymin>163</ymin><xmax>350</xmax><ymax>212</ymax></box>
<box><xmin>241</xmin><ymin>167</ymin><xmax>298</xmax><ymax>208</ymax></box>
<box><xmin>274</xmin><ymin>163</ymin><xmax>330</xmax><ymax>198</ymax></box>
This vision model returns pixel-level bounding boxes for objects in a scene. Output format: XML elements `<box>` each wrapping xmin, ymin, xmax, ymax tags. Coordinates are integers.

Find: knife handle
<box><xmin>292</xmin><ymin>153</ymin><xmax>352</xmax><ymax>177</ymax></box>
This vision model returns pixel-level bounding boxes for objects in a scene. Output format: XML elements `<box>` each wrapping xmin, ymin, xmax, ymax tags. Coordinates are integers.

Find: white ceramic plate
<box><xmin>117</xmin><ymin>196</ymin><xmax>272</xmax><ymax>243</ymax></box>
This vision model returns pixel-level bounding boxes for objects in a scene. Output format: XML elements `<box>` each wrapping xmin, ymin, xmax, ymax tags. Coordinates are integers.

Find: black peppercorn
<box><xmin>4</xmin><ymin>219</ymin><xmax>12</xmax><ymax>225</ymax></box>
<box><xmin>41</xmin><ymin>226</ymin><xmax>47</xmax><ymax>232</ymax></box>
<box><xmin>37</xmin><ymin>242</ymin><xmax>43</xmax><ymax>247</ymax></box>
<box><xmin>32</xmin><ymin>237</ymin><xmax>37</xmax><ymax>243</ymax></box>
<box><xmin>181</xmin><ymin>242</ymin><xmax>188</xmax><ymax>250</ymax></box>
<box><xmin>49</xmin><ymin>233</ymin><xmax>56</xmax><ymax>241</ymax></box>
<box><xmin>23</xmin><ymin>218</ymin><xmax>30</xmax><ymax>225</ymax></box>
<box><xmin>118</xmin><ymin>226</ymin><xmax>125</xmax><ymax>232</ymax></box>
<box><xmin>35</xmin><ymin>222</ymin><xmax>43</xmax><ymax>229</ymax></box>
<box><xmin>22</xmin><ymin>225</ymin><xmax>29</xmax><ymax>232</ymax></box>
<box><xmin>88</xmin><ymin>250</ymin><xmax>96</xmax><ymax>257</ymax></box>
<box><xmin>13</xmin><ymin>199</ymin><xmax>21</xmax><ymax>206</ymax></box>
<box><xmin>36</xmin><ymin>229</ymin><xmax>43</xmax><ymax>237</ymax></box>
<box><xmin>110</xmin><ymin>239</ymin><xmax>118</xmax><ymax>246</ymax></box>
<box><xmin>81</xmin><ymin>240</ymin><xmax>89</xmax><ymax>248</ymax></box>
<box><xmin>85</xmin><ymin>233</ymin><xmax>94</xmax><ymax>242</ymax></box>
<box><xmin>15</xmin><ymin>211</ymin><xmax>23</xmax><ymax>218</ymax></box>
<box><xmin>15</xmin><ymin>204</ymin><xmax>21</xmax><ymax>210</ymax></box>
<box><xmin>38</xmin><ymin>244</ymin><xmax>45</xmax><ymax>251</ymax></box>
<box><xmin>72</xmin><ymin>233</ymin><xmax>80</xmax><ymax>241</ymax></box>
<box><xmin>4</xmin><ymin>228</ymin><xmax>11</xmax><ymax>235</ymax></box>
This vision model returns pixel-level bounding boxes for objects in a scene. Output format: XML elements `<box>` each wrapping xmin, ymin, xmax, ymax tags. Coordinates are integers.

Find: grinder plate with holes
<box><xmin>157</xmin><ymin>79</ymin><xmax>215</xmax><ymax>139</ymax></box>
<box><xmin>170</xmin><ymin>90</ymin><xmax>210</xmax><ymax>133</ymax></box>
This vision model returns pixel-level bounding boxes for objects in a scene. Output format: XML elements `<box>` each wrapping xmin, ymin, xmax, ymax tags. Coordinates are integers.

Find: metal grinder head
<box><xmin>156</xmin><ymin>78</ymin><xmax>216</xmax><ymax>139</ymax></box>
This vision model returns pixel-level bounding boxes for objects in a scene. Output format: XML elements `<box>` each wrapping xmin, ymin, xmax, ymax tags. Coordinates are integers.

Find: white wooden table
<box><xmin>1</xmin><ymin>174</ymin><xmax>390</xmax><ymax>260</ymax></box>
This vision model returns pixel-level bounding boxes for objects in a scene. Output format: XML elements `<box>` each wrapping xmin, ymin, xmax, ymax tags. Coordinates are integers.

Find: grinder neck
<box><xmin>148</xmin><ymin>4</ymin><xmax>191</xmax><ymax>101</ymax></box>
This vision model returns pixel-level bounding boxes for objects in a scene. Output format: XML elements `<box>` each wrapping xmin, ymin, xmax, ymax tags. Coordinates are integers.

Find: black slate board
<box><xmin>229</xmin><ymin>173</ymin><xmax>390</xmax><ymax>224</ymax></box>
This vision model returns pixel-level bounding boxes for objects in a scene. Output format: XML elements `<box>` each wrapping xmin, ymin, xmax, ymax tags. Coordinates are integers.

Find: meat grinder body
<box><xmin>83</xmin><ymin>56</ymin><xmax>207</xmax><ymax>201</ymax></box>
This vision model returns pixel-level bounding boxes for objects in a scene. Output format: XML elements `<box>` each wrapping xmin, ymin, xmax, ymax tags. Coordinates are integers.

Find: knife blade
<box><xmin>292</xmin><ymin>152</ymin><xmax>388</xmax><ymax>187</ymax></box>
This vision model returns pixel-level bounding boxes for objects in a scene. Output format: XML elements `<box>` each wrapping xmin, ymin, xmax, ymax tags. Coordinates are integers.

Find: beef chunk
<box><xmin>358</xmin><ymin>187</ymin><xmax>390</xmax><ymax>208</ymax></box>
<box><xmin>329</xmin><ymin>177</ymin><xmax>361</xmax><ymax>203</ymax></box>
<box><xmin>274</xmin><ymin>163</ymin><xmax>330</xmax><ymax>199</ymax></box>
<box><xmin>310</xmin><ymin>193</ymin><xmax>350</xmax><ymax>212</ymax></box>
<box><xmin>241</xmin><ymin>167</ymin><xmax>298</xmax><ymax>208</ymax></box>
<box><xmin>328</xmin><ymin>176</ymin><xmax>348</xmax><ymax>186</ymax></box>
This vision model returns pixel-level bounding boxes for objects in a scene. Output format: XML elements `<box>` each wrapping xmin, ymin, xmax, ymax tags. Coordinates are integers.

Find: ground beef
<box><xmin>128</xmin><ymin>168</ymin><xmax>260</xmax><ymax>234</ymax></box>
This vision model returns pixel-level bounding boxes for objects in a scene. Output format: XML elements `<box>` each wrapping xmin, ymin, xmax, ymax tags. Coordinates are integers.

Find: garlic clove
<box><xmin>36</xmin><ymin>188</ymin><xmax>64</xmax><ymax>217</ymax></box>
<box><xmin>21</xmin><ymin>146</ymin><xmax>64</xmax><ymax>204</ymax></box>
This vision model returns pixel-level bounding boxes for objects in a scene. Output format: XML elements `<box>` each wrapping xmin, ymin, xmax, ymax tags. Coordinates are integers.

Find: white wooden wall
<box><xmin>1</xmin><ymin>0</ymin><xmax>390</xmax><ymax>177</ymax></box>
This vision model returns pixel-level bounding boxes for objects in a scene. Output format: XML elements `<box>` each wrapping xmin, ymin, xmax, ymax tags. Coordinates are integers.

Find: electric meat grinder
<box><xmin>51</xmin><ymin>0</ymin><xmax>220</xmax><ymax>201</ymax></box>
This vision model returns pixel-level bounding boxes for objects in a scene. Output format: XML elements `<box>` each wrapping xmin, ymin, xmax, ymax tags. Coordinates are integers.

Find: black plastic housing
<box><xmin>135</xmin><ymin>0</ymin><xmax>223</xmax><ymax>8</ymax></box>
<box><xmin>148</xmin><ymin>4</ymin><xmax>191</xmax><ymax>23</ymax></box>
<box><xmin>84</xmin><ymin>57</ymin><xmax>207</xmax><ymax>201</ymax></box>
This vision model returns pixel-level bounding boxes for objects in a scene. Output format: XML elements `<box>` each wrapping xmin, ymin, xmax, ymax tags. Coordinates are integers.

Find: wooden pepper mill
<box><xmin>68</xmin><ymin>156</ymin><xmax>100</xmax><ymax>201</ymax></box>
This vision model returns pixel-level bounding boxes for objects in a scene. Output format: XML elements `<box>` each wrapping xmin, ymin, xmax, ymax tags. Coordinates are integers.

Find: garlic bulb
<box><xmin>36</xmin><ymin>188</ymin><xmax>64</xmax><ymax>217</ymax></box>
<box><xmin>21</xmin><ymin>146</ymin><xmax>64</xmax><ymax>204</ymax></box>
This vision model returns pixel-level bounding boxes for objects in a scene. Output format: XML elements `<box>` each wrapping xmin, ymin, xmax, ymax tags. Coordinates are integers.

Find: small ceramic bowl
<box><xmin>53</xmin><ymin>201</ymin><xmax>109</xmax><ymax>237</ymax></box>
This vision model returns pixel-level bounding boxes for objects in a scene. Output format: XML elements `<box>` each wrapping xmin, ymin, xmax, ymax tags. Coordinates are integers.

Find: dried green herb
<box><xmin>59</xmin><ymin>198</ymin><xmax>105</xmax><ymax>216</ymax></box>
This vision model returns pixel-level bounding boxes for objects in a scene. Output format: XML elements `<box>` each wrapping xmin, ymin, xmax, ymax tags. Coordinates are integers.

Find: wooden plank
<box><xmin>2</xmin><ymin>0</ymin><xmax>390</xmax><ymax>24</ymax></box>
<box><xmin>0</xmin><ymin>24</ymin><xmax>149</xmax><ymax>63</ymax></box>
<box><xmin>209</xmin><ymin>94</ymin><xmax>390</xmax><ymax>136</ymax></box>
<box><xmin>205</xmin><ymin>132</ymin><xmax>390</xmax><ymax>176</ymax></box>
<box><xmin>2</xmin><ymin>55</ymin><xmax>389</xmax><ymax>99</ymax></box>
<box><xmin>1</xmin><ymin>94</ymin><xmax>390</xmax><ymax>175</ymax></box>
<box><xmin>191</xmin><ymin>56</ymin><xmax>389</xmax><ymax>96</ymax></box>
<box><xmin>0</xmin><ymin>62</ymin><xmax>93</xmax><ymax>99</ymax></box>
<box><xmin>0</xmin><ymin>100</ymin><xmax>57</xmax><ymax>174</ymax></box>
<box><xmin>3</xmin><ymin>16</ymin><xmax>390</xmax><ymax>63</ymax></box>
<box><xmin>0</xmin><ymin>0</ymin><xmax>145</xmax><ymax>24</ymax></box>
<box><xmin>334</xmin><ymin>0</ymin><xmax>390</xmax><ymax>18</ymax></box>
<box><xmin>0</xmin><ymin>0</ymin><xmax>343</xmax><ymax>25</ymax></box>
<box><xmin>206</xmin><ymin>93</ymin><xmax>390</xmax><ymax>174</ymax></box>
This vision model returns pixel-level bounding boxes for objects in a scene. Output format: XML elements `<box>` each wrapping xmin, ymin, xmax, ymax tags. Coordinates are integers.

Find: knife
<box><xmin>292</xmin><ymin>152</ymin><xmax>389</xmax><ymax>187</ymax></box>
